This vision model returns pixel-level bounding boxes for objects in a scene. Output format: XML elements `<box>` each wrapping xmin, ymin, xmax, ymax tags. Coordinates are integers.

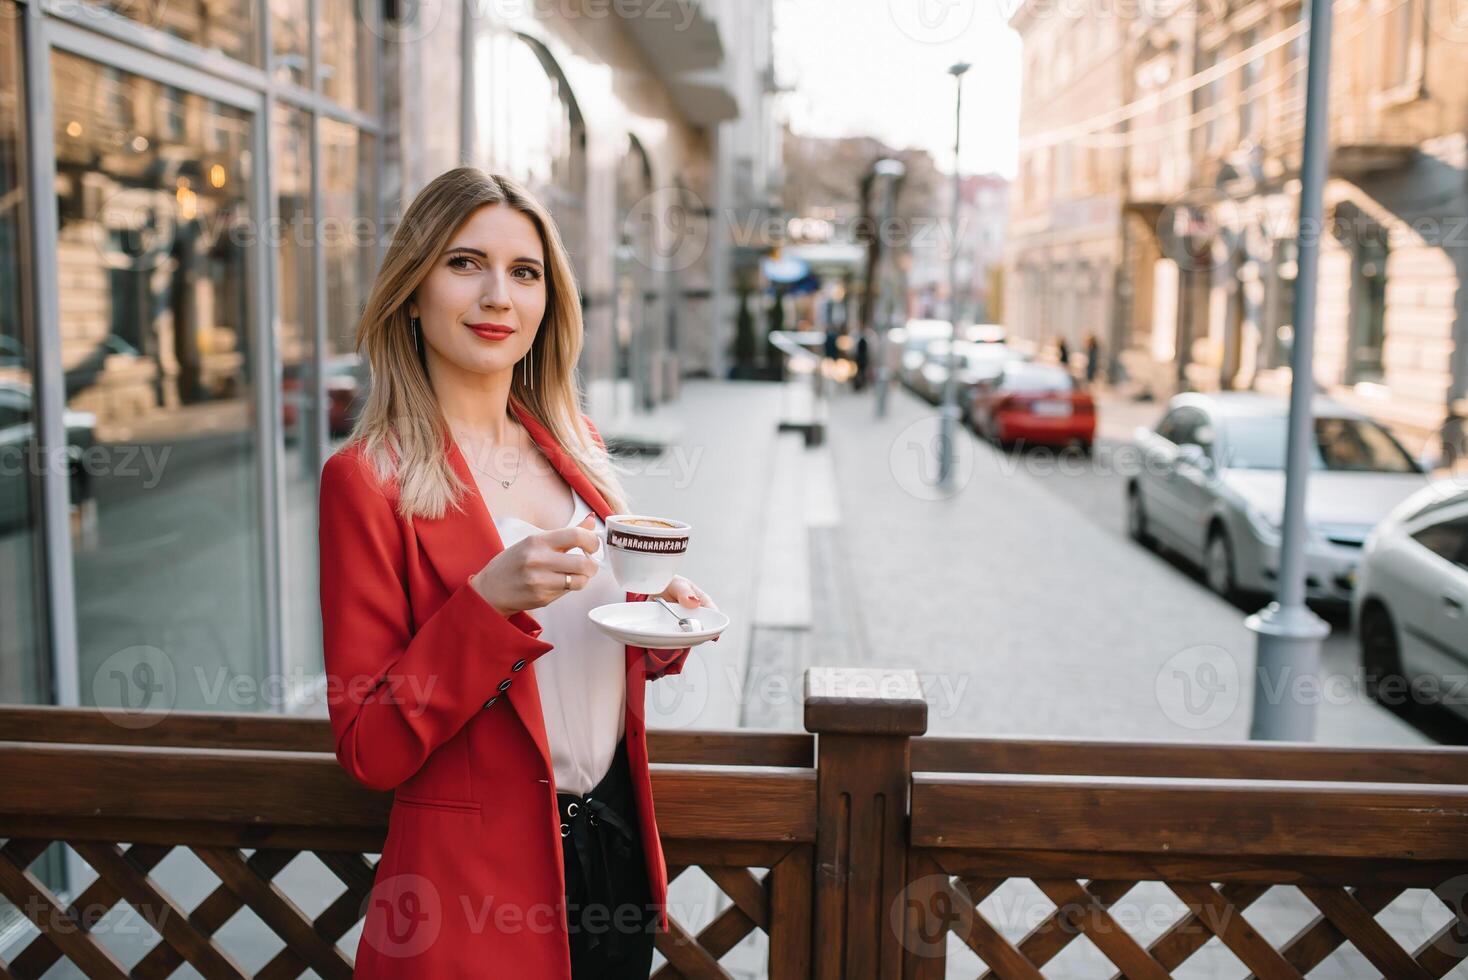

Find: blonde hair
<box><xmin>344</xmin><ymin>167</ymin><xmax>628</xmax><ymax>520</ymax></box>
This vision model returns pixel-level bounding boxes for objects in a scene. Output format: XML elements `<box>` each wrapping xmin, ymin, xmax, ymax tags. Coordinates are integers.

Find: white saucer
<box><xmin>588</xmin><ymin>601</ymin><xmax>729</xmax><ymax>649</ymax></box>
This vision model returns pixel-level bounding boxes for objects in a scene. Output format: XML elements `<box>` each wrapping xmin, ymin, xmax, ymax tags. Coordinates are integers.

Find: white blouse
<box><xmin>493</xmin><ymin>489</ymin><xmax>627</xmax><ymax>795</ymax></box>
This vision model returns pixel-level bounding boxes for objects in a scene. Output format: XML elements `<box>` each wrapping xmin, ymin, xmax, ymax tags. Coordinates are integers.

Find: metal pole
<box><xmin>1246</xmin><ymin>0</ymin><xmax>1332</xmax><ymax>740</ymax></box>
<box><xmin>872</xmin><ymin>159</ymin><xmax>905</xmax><ymax>419</ymax></box>
<box><xmin>938</xmin><ymin>62</ymin><xmax>970</xmax><ymax>489</ymax></box>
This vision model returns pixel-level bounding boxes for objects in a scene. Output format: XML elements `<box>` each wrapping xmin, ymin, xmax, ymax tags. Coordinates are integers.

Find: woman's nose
<box><xmin>479</xmin><ymin>272</ymin><xmax>512</xmax><ymax>309</ymax></box>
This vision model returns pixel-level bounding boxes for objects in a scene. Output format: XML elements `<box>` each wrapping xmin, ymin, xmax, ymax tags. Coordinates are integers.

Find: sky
<box><xmin>773</xmin><ymin>0</ymin><xmax>1025</xmax><ymax>180</ymax></box>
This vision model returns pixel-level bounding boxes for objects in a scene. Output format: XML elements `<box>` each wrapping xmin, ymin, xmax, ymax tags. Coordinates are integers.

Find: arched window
<box><xmin>476</xmin><ymin>33</ymin><xmax>587</xmax><ymax>265</ymax></box>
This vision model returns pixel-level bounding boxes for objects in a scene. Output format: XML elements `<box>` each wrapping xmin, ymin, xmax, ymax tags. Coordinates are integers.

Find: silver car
<box><xmin>1353</xmin><ymin>480</ymin><xmax>1468</xmax><ymax>718</ymax></box>
<box><xmin>913</xmin><ymin>339</ymin><xmax>1021</xmax><ymax>405</ymax></box>
<box><xmin>1127</xmin><ymin>392</ymin><xmax>1428</xmax><ymax>604</ymax></box>
<box><xmin>895</xmin><ymin>319</ymin><xmax>953</xmax><ymax>393</ymax></box>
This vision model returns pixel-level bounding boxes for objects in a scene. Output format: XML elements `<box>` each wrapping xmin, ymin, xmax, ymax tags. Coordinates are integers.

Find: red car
<box><xmin>967</xmin><ymin>361</ymin><xmax>1096</xmax><ymax>452</ymax></box>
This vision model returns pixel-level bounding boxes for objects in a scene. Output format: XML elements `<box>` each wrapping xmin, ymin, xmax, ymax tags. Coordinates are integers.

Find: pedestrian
<box><xmin>854</xmin><ymin>327</ymin><xmax>871</xmax><ymax>390</ymax></box>
<box><xmin>1085</xmin><ymin>333</ymin><xmax>1101</xmax><ymax>385</ymax></box>
<box><xmin>1056</xmin><ymin>335</ymin><xmax>1071</xmax><ymax>372</ymax></box>
<box><xmin>318</xmin><ymin>167</ymin><xmax>719</xmax><ymax>980</ymax></box>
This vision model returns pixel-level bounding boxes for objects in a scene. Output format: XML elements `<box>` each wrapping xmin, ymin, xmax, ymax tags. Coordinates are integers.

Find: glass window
<box><xmin>274</xmin><ymin>104</ymin><xmax>321</xmax><ymax>683</ymax></box>
<box><xmin>94</xmin><ymin>0</ymin><xmax>257</xmax><ymax>64</ymax></box>
<box><xmin>0</xmin><ymin>3</ymin><xmax>51</xmax><ymax>706</ymax></box>
<box><xmin>1385</xmin><ymin>0</ymin><xmax>1423</xmax><ymax>88</ymax></box>
<box><xmin>321</xmin><ymin>118</ymin><xmax>374</xmax><ymax>448</ymax></box>
<box><xmin>272</xmin><ymin>0</ymin><xmax>310</xmax><ymax>87</ymax></box>
<box><xmin>479</xmin><ymin>35</ymin><xmax>587</xmax><ymax>261</ymax></box>
<box><xmin>1158</xmin><ymin>406</ymin><xmax>1209</xmax><ymax>449</ymax></box>
<box><xmin>1196</xmin><ymin>46</ymin><xmax>1222</xmax><ymax>150</ymax></box>
<box><xmin>998</xmin><ymin>363</ymin><xmax>1076</xmax><ymax>394</ymax></box>
<box><xmin>1412</xmin><ymin>516</ymin><xmax>1468</xmax><ymax>568</ymax></box>
<box><xmin>1239</xmin><ymin>28</ymin><xmax>1260</xmax><ymax>141</ymax></box>
<box><xmin>320</xmin><ymin>0</ymin><xmax>378</xmax><ymax>111</ymax></box>
<box><xmin>51</xmin><ymin>50</ymin><xmax>267</xmax><ymax>713</ymax></box>
<box><xmin>1222</xmin><ymin>415</ymin><xmax>1419</xmax><ymax>472</ymax></box>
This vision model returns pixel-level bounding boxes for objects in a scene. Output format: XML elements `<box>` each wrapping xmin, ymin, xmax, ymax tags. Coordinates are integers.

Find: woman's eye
<box><xmin>513</xmin><ymin>266</ymin><xmax>543</xmax><ymax>281</ymax></box>
<box><xmin>448</xmin><ymin>255</ymin><xmax>475</xmax><ymax>270</ymax></box>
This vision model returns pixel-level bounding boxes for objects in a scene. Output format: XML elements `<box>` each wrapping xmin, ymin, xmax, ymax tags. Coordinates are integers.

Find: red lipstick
<box><xmin>467</xmin><ymin>322</ymin><xmax>513</xmax><ymax>341</ymax></box>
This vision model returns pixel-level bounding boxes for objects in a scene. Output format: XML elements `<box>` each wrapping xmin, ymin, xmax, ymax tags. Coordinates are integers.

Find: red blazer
<box><xmin>319</xmin><ymin>400</ymin><xmax>689</xmax><ymax>978</ymax></box>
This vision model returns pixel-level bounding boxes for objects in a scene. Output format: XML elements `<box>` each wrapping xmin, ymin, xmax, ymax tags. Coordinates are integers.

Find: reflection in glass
<box><xmin>479</xmin><ymin>34</ymin><xmax>586</xmax><ymax>261</ymax></box>
<box><xmin>95</xmin><ymin>0</ymin><xmax>256</xmax><ymax>64</ymax></box>
<box><xmin>51</xmin><ymin>50</ymin><xmax>266</xmax><ymax>714</ymax></box>
<box><xmin>320</xmin><ymin>0</ymin><xmax>377</xmax><ymax>111</ymax></box>
<box><xmin>272</xmin><ymin>0</ymin><xmax>310</xmax><ymax>87</ymax></box>
<box><xmin>478</xmin><ymin>34</ymin><xmax>589</xmax><ymax>387</ymax></box>
<box><xmin>321</xmin><ymin>118</ymin><xmax>374</xmax><ymax>449</ymax></box>
<box><xmin>0</xmin><ymin>4</ymin><xmax>50</xmax><ymax>706</ymax></box>
<box><xmin>275</xmin><ymin>104</ymin><xmax>321</xmax><ymax>683</ymax></box>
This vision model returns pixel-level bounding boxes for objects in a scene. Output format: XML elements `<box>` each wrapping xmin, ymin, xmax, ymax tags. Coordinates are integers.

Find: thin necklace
<box><xmin>459</xmin><ymin>421</ymin><xmax>525</xmax><ymax>489</ymax></box>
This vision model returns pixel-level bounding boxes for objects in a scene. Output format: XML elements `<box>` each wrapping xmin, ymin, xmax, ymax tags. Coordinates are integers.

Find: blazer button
<box><xmin>483</xmin><ymin>696</ymin><xmax>498</xmax><ymax>708</ymax></box>
<box><xmin>498</xmin><ymin>678</ymin><xmax>512</xmax><ymax>691</ymax></box>
<box><xmin>511</xmin><ymin>659</ymin><xmax>527</xmax><ymax>672</ymax></box>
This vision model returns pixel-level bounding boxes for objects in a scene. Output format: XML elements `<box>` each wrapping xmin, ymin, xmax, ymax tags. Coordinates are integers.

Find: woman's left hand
<box><xmin>659</xmin><ymin>575</ymin><xmax>718</xmax><ymax>611</ymax></box>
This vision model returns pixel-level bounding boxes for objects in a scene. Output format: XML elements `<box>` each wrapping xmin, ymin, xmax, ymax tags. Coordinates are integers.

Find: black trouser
<box><xmin>558</xmin><ymin>737</ymin><xmax>655</xmax><ymax>979</ymax></box>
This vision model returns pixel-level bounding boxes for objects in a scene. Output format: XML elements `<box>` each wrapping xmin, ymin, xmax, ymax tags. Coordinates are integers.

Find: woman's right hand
<box><xmin>470</xmin><ymin>515</ymin><xmax>601</xmax><ymax>616</ymax></box>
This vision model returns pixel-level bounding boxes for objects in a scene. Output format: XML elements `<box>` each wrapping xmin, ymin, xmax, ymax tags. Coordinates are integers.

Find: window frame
<box><xmin>22</xmin><ymin>0</ymin><xmax>384</xmax><ymax>710</ymax></box>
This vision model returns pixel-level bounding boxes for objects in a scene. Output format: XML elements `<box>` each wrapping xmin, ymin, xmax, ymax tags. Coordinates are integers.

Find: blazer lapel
<box><xmin>414</xmin><ymin>418</ymin><xmax>558</xmax><ymax>779</ymax></box>
<box><xmin>509</xmin><ymin>400</ymin><xmax>614</xmax><ymax>522</ymax></box>
<box><xmin>510</xmin><ymin>402</ymin><xmax>655</xmax><ymax>698</ymax></box>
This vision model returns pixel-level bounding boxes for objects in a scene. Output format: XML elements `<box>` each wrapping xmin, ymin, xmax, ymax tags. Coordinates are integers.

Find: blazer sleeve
<box><xmin>582</xmin><ymin>413</ymin><xmax>692</xmax><ymax>682</ymax></box>
<box><xmin>319</xmin><ymin>450</ymin><xmax>554</xmax><ymax>792</ymax></box>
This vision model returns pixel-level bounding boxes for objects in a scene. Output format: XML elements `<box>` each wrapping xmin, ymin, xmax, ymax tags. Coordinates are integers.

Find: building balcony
<box><xmin>619</xmin><ymin>2</ymin><xmax>739</xmax><ymax>126</ymax></box>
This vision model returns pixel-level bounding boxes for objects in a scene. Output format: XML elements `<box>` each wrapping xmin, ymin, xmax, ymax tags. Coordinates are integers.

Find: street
<box><xmin>1032</xmin><ymin>387</ymin><xmax>1468</xmax><ymax>747</ymax></box>
<box><xmin>726</xmin><ymin>377</ymin><xmax>1430</xmax><ymax>747</ymax></box>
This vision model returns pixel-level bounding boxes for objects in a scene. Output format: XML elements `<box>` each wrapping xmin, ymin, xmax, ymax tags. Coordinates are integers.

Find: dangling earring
<box><xmin>522</xmin><ymin>341</ymin><xmax>534</xmax><ymax>390</ymax></box>
<box><xmin>410</xmin><ymin>316</ymin><xmax>421</xmax><ymax>353</ymax></box>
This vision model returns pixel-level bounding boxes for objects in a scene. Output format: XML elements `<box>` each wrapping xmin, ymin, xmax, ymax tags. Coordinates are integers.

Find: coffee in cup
<box><xmin>597</xmin><ymin>514</ymin><xmax>690</xmax><ymax>594</ymax></box>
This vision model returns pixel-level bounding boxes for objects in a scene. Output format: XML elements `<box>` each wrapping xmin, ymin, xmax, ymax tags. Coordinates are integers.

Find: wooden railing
<box><xmin>2</xmin><ymin>666</ymin><xmax>1467</xmax><ymax>978</ymax></box>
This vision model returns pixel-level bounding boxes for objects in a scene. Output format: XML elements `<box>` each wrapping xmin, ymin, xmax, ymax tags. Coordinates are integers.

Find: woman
<box><xmin>318</xmin><ymin>168</ymin><xmax>716</xmax><ymax>979</ymax></box>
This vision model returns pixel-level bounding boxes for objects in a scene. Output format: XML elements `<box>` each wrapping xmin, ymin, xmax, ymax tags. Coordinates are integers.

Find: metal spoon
<box><xmin>653</xmin><ymin>596</ymin><xmax>700</xmax><ymax>632</ymax></box>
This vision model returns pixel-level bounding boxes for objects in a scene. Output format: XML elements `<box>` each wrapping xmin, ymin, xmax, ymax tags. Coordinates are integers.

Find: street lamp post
<box><xmin>872</xmin><ymin>158</ymin><xmax>906</xmax><ymax>419</ymax></box>
<box><xmin>938</xmin><ymin>61</ymin><xmax>970</xmax><ymax>490</ymax></box>
<box><xmin>1245</xmin><ymin>0</ymin><xmax>1333</xmax><ymax>739</ymax></box>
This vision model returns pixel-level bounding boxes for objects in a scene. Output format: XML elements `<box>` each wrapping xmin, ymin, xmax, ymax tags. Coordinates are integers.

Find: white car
<box><xmin>896</xmin><ymin>319</ymin><xmax>952</xmax><ymax>392</ymax></box>
<box><xmin>913</xmin><ymin>339</ymin><xmax>1021</xmax><ymax>404</ymax></box>
<box><xmin>1353</xmin><ymin>480</ymin><xmax>1468</xmax><ymax>719</ymax></box>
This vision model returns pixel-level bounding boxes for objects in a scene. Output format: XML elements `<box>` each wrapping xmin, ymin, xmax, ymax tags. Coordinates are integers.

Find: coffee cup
<box><xmin>595</xmin><ymin>515</ymin><xmax>690</xmax><ymax>594</ymax></box>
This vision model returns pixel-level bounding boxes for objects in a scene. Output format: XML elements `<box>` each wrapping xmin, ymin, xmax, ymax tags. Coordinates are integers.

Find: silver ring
<box><xmin>565</xmin><ymin>573</ymin><xmax>572</xmax><ymax>590</ymax></box>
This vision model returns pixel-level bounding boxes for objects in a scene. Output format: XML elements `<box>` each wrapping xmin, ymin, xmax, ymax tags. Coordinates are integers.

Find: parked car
<box><xmin>280</xmin><ymin>355</ymin><xmax>369</xmax><ymax>439</ymax></box>
<box><xmin>896</xmin><ymin>319</ymin><xmax>953</xmax><ymax>392</ymax></box>
<box><xmin>1127</xmin><ymin>392</ymin><xmax>1427</xmax><ymax>604</ymax></box>
<box><xmin>1353</xmin><ymin>481</ymin><xmax>1468</xmax><ymax>718</ymax></box>
<box><xmin>0</xmin><ymin>335</ymin><xmax>25</xmax><ymax>371</ymax></box>
<box><xmin>0</xmin><ymin>381</ymin><xmax>97</xmax><ymax>533</ymax></box>
<box><xmin>960</xmin><ymin>323</ymin><xmax>1007</xmax><ymax>344</ymax></box>
<box><xmin>325</xmin><ymin>354</ymin><xmax>368</xmax><ymax>436</ymax></box>
<box><xmin>967</xmin><ymin>360</ymin><xmax>1095</xmax><ymax>451</ymax></box>
<box><xmin>913</xmin><ymin>340</ymin><xmax>1023</xmax><ymax>405</ymax></box>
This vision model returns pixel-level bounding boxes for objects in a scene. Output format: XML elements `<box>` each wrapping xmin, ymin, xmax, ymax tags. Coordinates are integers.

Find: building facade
<box><xmin>1011</xmin><ymin>0</ymin><xmax>1468</xmax><ymax>451</ymax></box>
<box><xmin>0</xmin><ymin>0</ymin><xmax>770</xmax><ymax>717</ymax></box>
<box><xmin>1005</xmin><ymin>0</ymin><xmax>1129</xmax><ymax>362</ymax></box>
<box><xmin>904</xmin><ymin>172</ymin><xmax>1011</xmax><ymax>325</ymax></box>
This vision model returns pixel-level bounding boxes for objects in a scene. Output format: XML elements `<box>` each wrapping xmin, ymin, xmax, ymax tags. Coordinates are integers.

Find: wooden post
<box><xmin>804</xmin><ymin>666</ymin><xmax>928</xmax><ymax>979</ymax></box>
